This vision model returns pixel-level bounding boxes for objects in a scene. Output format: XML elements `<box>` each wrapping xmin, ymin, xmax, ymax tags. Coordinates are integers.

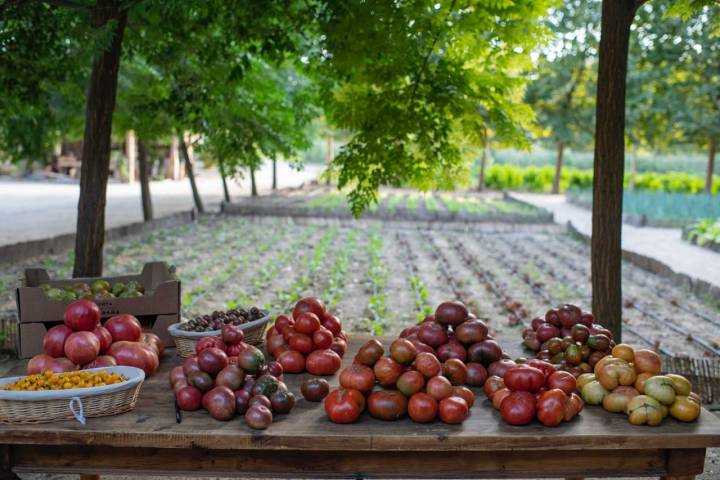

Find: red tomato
<box><xmin>414</xmin><ymin>351</ymin><xmax>442</xmax><ymax>379</ymax></box>
<box><xmin>408</xmin><ymin>392</ymin><xmax>438</xmax><ymax>423</ymax></box>
<box><xmin>276</xmin><ymin>350</ymin><xmax>306</xmax><ymax>373</ymax></box>
<box><xmin>43</xmin><ymin>325</ymin><xmax>73</xmax><ymax>358</ymax></box>
<box><xmin>373</xmin><ymin>357</ymin><xmax>402</xmax><ymax>387</ymax></box>
<box><xmin>354</xmin><ymin>339</ymin><xmax>384</xmax><ymax>366</ymax></box>
<box><xmin>339</xmin><ymin>364</ymin><xmax>376</xmax><ymax>392</ymax></box>
<box><xmin>293</xmin><ymin>297</ymin><xmax>326</xmax><ymax>320</ymax></box>
<box><xmin>390</xmin><ymin>338</ymin><xmax>417</xmax><ymax>365</ymax></box>
<box><xmin>466</xmin><ymin>362</ymin><xmax>488</xmax><ymax>386</ymax></box>
<box><xmin>426</xmin><ymin>375</ymin><xmax>453</xmax><ymax>401</ymax></box>
<box><xmin>438</xmin><ymin>396</ymin><xmax>469</xmax><ymax>424</ymax></box>
<box><xmin>500</xmin><ymin>391</ymin><xmax>536</xmax><ymax>426</ymax></box>
<box><xmin>313</xmin><ymin>327</ymin><xmax>334</xmax><ymax>350</ymax></box>
<box><xmin>267</xmin><ymin>334</ymin><xmax>287</xmax><ymax>357</ymax></box>
<box><xmin>330</xmin><ymin>337</ymin><xmax>348</xmax><ymax>357</ymax></box>
<box><xmin>563</xmin><ymin>392</ymin><xmax>584</xmax><ymax>421</ymax></box>
<box><xmin>492</xmin><ymin>387</ymin><xmax>511</xmax><ymax>410</ymax></box>
<box><xmin>526</xmin><ymin>359</ymin><xmax>557</xmax><ymax>379</ymax></box>
<box><xmin>396</xmin><ymin>370</ymin><xmax>425</xmax><ymax>397</ymax></box>
<box><xmin>63</xmin><ymin>300</ymin><xmax>100</xmax><ymax>331</ymax></box>
<box><xmin>288</xmin><ymin>332</ymin><xmax>314</xmax><ymax>354</ymax></box>
<box><xmin>305</xmin><ymin>349</ymin><xmax>342</xmax><ymax>376</ymax></box>
<box><xmin>196</xmin><ymin>336</ymin><xmax>225</xmax><ymax>354</ymax></box>
<box><xmin>367</xmin><ymin>390</ymin><xmax>408</xmax><ymax>421</ymax></box>
<box><xmin>324</xmin><ymin>388</ymin><xmax>365</xmax><ymax>424</ymax></box>
<box><xmin>104</xmin><ymin>314</ymin><xmax>142</xmax><ymax>342</ymax></box>
<box><xmin>452</xmin><ymin>386</ymin><xmax>475</xmax><ymax>408</ymax></box>
<box><xmin>483</xmin><ymin>375</ymin><xmax>505</xmax><ymax>400</ymax></box>
<box><xmin>274</xmin><ymin>315</ymin><xmax>295</xmax><ymax>337</ymax></box>
<box><xmin>547</xmin><ymin>370</ymin><xmax>577</xmax><ymax>396</ymax></box>
<box><xmin>321</xmin><ymin>313</ymin><xmax>342</xmax><ymax>336</ymax></box>
<box><xmin>536</xmin><ymin>388</ymin><xmax>567</xmax><ymax>427</ymax></box>
<box><xmin>442</xmin><ymin>358</ymin><xmax>468</xmax><ymax>385</ymax></box>
<box><xmin>295</xmin><ymin>312</ymin><xmax>321</xmax><ymax>334</ymax></box>
<box><xmin>503</xmin><ymin>365</ymin><xmax>545</xmax><ymax>393</ymax></box>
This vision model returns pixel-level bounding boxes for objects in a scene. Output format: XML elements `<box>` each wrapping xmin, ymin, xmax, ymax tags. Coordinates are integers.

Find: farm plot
<box><xmin>222</xmin><ymin>186</ymin><xmax>554</xmax><ymax>224</ymax></box>
<box><xmin>0</xmin><ymin>215</ymin><xmax>718</xmax><ymax>360</ymax></box>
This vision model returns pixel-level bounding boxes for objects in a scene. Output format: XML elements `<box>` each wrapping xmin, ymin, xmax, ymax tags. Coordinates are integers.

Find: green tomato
<box><xmin>644</xmin><ymin>376</ymin><xmax>676</xmax><ymax>405</ymax></box>
<box><xmin>581</xmin><ymin>380</ymin><xmax>608</xmax><ymax>405</ymax></box>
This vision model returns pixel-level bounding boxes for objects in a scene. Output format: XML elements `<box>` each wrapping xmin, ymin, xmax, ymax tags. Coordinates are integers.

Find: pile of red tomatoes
<box><xmin>266</xmin><ymin>297</ymin><xmax>348</xmax><ymax>375</ymax></box>
<box><xmin>484</xmin><ymin>360</ymin><xmax>584</xmax><ymax>427</ymax></box>
<box><xmin>170</xmin><ymin>325</ymin><xmax>294</xmax><ymax>429</ymax></box>
<box><xmin>28</xmin><ymin>300</ymin><xmax>163</xmax><ymax>376</ymax></box>
<box><xmin>325</xmin><ymin>337</ymin><xmax>475</xmax><ymax>424</ymax></box>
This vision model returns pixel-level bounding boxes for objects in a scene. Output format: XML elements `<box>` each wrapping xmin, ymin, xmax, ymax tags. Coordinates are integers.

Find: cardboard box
<box><xmin>16</xmin><ymin>262</ymin><xmax>180</xmax><ymax>358</ymax></box>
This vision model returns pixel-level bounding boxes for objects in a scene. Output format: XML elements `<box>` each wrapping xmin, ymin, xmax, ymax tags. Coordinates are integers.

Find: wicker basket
<box><xmin>0</xmin><ymin>366</ymin><xmax>145</xmax><ymax>424</ymax></box>
<box><xmin>168</xmin><ymin>313</ymin><xmax>271</xmax><ymax>359</ymax></box>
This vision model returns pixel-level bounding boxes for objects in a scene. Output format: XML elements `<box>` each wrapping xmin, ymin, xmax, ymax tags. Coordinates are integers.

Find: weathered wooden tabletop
<box><xmin>1</xmin><ymin>335</ymin><xmax>719</xmax><ymax>479</ymax></box>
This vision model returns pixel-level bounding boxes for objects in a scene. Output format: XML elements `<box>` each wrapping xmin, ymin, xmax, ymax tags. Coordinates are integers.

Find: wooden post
<box><xmin>125</xmin><ymin>130</ymin><xmax>136</xmax><ymax>183</ymax></box>
<box><xmin>706</xmin><ymin>136</ymin><xmax>716</xmax><ymax>194</ymax></box>
<box><xmin>272</xmin><ymin>158</ymin><xmax>277</xmax><ymax>190</ymax></box>
<box><xmin>137</xmin><ymin>139</ymin><xmax>153</xmax><ymax>221</ymax></box>
<box><xmin>73</xmin><ymin>0</ymin><xmax>128</xmax><ymax>278</ymax></box>
<box><xmin>591</xmin><ymin>0</ymin><xmax>643</xmax><ymax>342</ymax></box>
<box><xmin>178</xmin><ymin>132</ymin><xmax>204</xmax><ymax>213</ymax></box>
<box><xmin>553</xmin><ymin>140</ymin><xmax>564</xmax><ymax>194</ymax></box>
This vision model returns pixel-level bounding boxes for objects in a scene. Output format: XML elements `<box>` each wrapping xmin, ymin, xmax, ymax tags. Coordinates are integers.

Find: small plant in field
<box><xmin>405</xmin><ymin>194</ymin><xmax>419</xmax><ymax>211</ymax></box>
<box><xmin>385</xmin><ymin>194</ymin><xmax>403</xmax><ymax>214</ymax></box>
<box><xmin>322</xmin><ymin>229</ymin><xmax>358</xmax><ymax>310</ymax></box>
<box><xmin>688</xmin><ymin>218</ymin><xmax>720</xmax><ymax>245</ymax></box>
<box><xmin>409</xmin><ymin>276</ymin><xmax>433</xmax><ymax>322</ymax></box>
<box><xmin>365</xmin><ymin>228</ymin><xmax>387</xmax><ymax>335</ymax></box>
<box><xmin>424</xmin><ymin>194</ymin><xmax>439</xmax><ymax>212</ymax></box>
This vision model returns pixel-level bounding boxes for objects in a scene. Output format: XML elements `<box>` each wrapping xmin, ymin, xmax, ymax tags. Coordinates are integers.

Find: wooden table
<box><xmin>1</xmin><ymin>336</ymin><xmax>719</xmax><ymax>479</ymax></box>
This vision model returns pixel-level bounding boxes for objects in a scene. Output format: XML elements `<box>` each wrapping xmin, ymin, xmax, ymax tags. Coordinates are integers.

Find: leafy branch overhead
<box><xmin>310</xmin><ymin>0</ymin><xmax>551</xmax><ymax>214</ymax></box>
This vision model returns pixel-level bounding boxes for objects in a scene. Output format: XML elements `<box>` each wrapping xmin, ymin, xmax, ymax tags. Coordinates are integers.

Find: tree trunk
<box><xmin>218</xmin><ymin>156</ymin><xmax>231</xmax><ymax>203</ymax></box>
<box><xmin>706</xmin><ymin>136</ymin><xmax>716</xmax><ymax>194</ymax></box>
<box><xmin>591</xmin><ymin>0</ymin><xmax>640</xmax><ymax>342</ymax></box>
<box><xmin>552</xmin><ymin>140</ymin><xmax>564</xmax><ymax>194</ymax></box>
<box><xmin>250</xmin><ymin>167</ymin><xmax>258</xmax><ymax>196</ymax></box>
<box><xmin>178</xmin><ymin>133</ymin><xmax>204</xmax><ymax>213</ymax></box>
<box><xmin>73</xmin><ymin>1</ymin><xmax>128</xmax><ymax>278</ymax></box>
<box><xmin>326</xmin><ymin>135</ymin><xmax>334</xmax><ymax>186</ymax></box>
<box><xmin>272</xmin><ymin>159</ymin><xmax>277</xmax><ymax>190</ymax></box>
<box><xmin>477</xmin><ymin>127</ymin><xmax>488</xmax><ymax>191</ymax></box>
<box><xmin>137</xmin><ymin>139</ymin><xmax>153</xmax><ymax>221</ymax></box>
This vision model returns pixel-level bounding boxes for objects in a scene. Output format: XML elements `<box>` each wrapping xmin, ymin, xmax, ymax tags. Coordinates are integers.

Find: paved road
<box><xmin>0</xmin><ymin>161</ymin><xmax>322</xmax><ymax>247</ymax></box>
<box><xmin>514</xmin><ymin>193</ymin><xmax>720</xmax><ymax>289</ymax></box>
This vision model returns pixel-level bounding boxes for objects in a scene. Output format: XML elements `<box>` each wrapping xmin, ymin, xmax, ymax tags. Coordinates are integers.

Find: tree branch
<box><xmin>408</xmin><ymin>0</ymin><xmax>458</xmax><ymax>105</ymax></box>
